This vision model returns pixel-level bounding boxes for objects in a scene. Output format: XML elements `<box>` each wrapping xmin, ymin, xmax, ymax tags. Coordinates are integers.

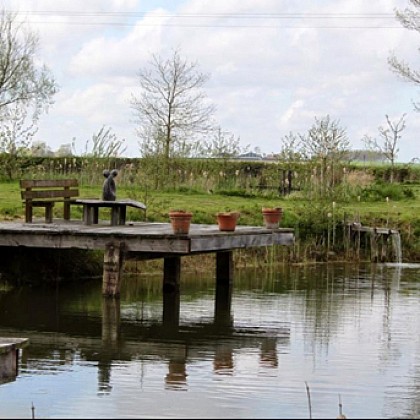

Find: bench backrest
<box><xmin>20</xmin><ymin>179</ymin><xmax>79</xmax><ymax>200</ymax></box>
<box><xmin>20</xmin><ymin>179</ymin><xmax>79</xmax><ymax>222</ymax></box>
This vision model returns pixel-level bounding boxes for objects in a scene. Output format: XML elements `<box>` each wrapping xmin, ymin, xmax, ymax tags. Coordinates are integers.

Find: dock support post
<box><xmin>0</xmin><ymin>338</ymin><xmax>28</xmax><ymax>382</ymax></box>
<box><xmin>163</xmin><ymin>257</ymin><xmax>181</xmax><ymax>328</ymax></box>
<box><xmin>215</xmin><ymin>251</ymin><xmax>234</xmax><ymax>327</ymax></box>
<box><xmin>0</xmin><ymin>349</ymin><xmax>18</xmax><ymax>380</ymax></box>
<box><xmin>103</xmin><ymin>241</ymin><xmax>125</xmax><ymax>297</ymax></box>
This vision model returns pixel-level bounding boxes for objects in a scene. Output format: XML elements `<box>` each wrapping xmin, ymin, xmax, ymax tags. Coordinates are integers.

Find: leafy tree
<box><xmin>30</xmin><ymin>140</ymin><xmax>54</xmax><ymax>157</ymax></box>
<box><xmin>0</xmin><ymin>9</ymin><xmax>57</xmax><ymax>113</ymax></box>
<box><xmin>130</xmin><ymin>49</ymin><xmax>216</xmax><ymax>171</ymax></box>
<box><xmin>0</xmin><ymin>8</ymin><xmax>57</xmax><ymax>179</ymax></box>
<box><xmin>54</xmin><ymin>143</ymin><xmax>74</xmax><ymax>157</ymax></box>
<box><xmin>363</xmin><ymin>114</ymin><xmax>406</xmax><ymax>182</ymax></box>
<box><xmin>299</xmin><ymin>115</ymin><xmax>350</xmax><ymax>199</ymax></box>
<box><xmin>388</xmin><ymin>0</ymin><xmax>420</xmax><ymax>110</ymax></box>
<box><xmin>0</xmin><ymin>104</ymin><xmax>36</xmax><ymax>179</ymax></box>
<box><xmin>201</xmin><ymin>127</ymin><xmax>247</xmax><ymax>158</ymax></box>
<box><xmin>277</xmin><ymin>132</ymin><xmax>304</xmax><ymax>195</ymax></box>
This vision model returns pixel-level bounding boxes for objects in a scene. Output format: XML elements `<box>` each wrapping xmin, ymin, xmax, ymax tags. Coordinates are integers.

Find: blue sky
<box><xmin>3</xmin><ymin>0</ymin><xmax>419</xmax><ymax>162</ymax></box>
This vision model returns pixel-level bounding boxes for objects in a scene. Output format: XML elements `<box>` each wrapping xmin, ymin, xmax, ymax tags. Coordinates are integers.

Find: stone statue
<box><xmin>102</xmin><ymin>169</ymin><xmax>118</xmax><ymax>201</ymax></box>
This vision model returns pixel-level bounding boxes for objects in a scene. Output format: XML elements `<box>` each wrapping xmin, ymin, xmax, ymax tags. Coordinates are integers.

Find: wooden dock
<box><xmin>348</xmin><ymin>223</ymin><xmax>402</xmax><ymax>262</ymax></box>
<box><xmin>0</xmin><ymin>220</ymin><xmax>294</xmax><ymax>296</ymax></box>
<box><xmin>0</xmin><ymin>337</ymin><xmax>29</xmax><ymax>383</ymax></box>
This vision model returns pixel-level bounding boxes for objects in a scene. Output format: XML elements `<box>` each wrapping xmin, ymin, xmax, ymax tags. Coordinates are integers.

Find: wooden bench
<box><xmin>75</xmin><ymin>198</ymin><xmax>146</xmax><ymax>226</ymax></box>
<box><xmin>20</xmin><ymin>179</ymin><xmax>79</xmax><ymax>223</ymax></box>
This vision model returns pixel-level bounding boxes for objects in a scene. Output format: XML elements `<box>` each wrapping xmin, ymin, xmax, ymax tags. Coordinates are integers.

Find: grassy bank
<box><xmin>0</xmin><ymin>178</ymin><xmax>419</xmax><ymax>265</ymax></box>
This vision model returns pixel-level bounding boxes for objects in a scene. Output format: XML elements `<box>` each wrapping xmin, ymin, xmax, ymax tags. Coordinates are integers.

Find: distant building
<box><xmin>236</xmin><ymin>152</ymin><xmax>263</xmax><ymax>161</ymax></box>
<box><xmin>346</xmin><ymin>150</ymin><xmax>387</xmax><ymax>163</ymax></box>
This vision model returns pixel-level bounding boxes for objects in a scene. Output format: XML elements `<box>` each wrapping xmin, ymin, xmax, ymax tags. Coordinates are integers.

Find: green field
<box><xmin>1</xmin><ymin>169</ymin><xmax>419</xmax><ymax>262</ymax></box>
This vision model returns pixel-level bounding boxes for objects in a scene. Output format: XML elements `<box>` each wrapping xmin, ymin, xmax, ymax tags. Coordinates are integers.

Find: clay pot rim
<box><xmin>262</xmin><ymin>207</ymin><xmax>283</xmax><ymax>213</ymax></box>
<box><xmin>169</xmin><ymin>210</ymin><xmax>193</xmax><ymax>217</ymax></box>
<box><xmin>217</xmin><ymin>211</ymin><xmax>240</xmax><ymax>218</ymax></box>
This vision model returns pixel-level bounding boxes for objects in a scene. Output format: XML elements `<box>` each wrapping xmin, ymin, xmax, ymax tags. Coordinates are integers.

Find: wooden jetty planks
<box><xmin>0</xmin><ymin>337</ymin><xmax>29</xmax><ymax>381</ymax></box>
<box><xmin>0</xmin><ymin>220</ymin><xmax>295</xmax><ymax>297</ymax></box>
<box><xmin>0</xmin><ymin>222</ymin><xmax>294</xmax><ymax>253</ymax></box>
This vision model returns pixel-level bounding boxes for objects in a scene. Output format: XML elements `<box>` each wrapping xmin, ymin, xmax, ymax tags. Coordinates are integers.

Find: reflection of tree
<box><xmin>299</xmin><ymin>263</ymin><xmax>404</xmax><ymax>357</ymax></box>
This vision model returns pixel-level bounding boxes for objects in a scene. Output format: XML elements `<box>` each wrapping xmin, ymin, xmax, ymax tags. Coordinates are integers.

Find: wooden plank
<box><xmin>20</xmin><ymin>179</ymin><xmax>78</xmax><ymax>188</ymax></box>
<box><xmin>0</xmin><ymin>230</ymin><xmax>192</xmax><ymax>253</ymax></box>
<box><xmin>0</xmin><ymin>338</ymin><xmax>29</xmax><ymax>353</ymax></box>
<box><xmin>21</xmin><ymin>189</ymin><xmax>79</xmax><ymax>199</ymax></box>
<box><xmin>76</xmin><ymin>198</ymin><xmax>146</xmax><ymax>210</ymax></box>
<box><xmin>0</xmin><ymin>222</ymin><xmax>294</xmax><ymax>255</ymax></box>
<box><xmin>190</xmin><ymin>232</ymin><xmax>275</xmax><ymax>252</ymax></box>
<box><xmin>272</xmin><ymin>230</ymin><xmax>295</xmax><ymax>246</ymax></box>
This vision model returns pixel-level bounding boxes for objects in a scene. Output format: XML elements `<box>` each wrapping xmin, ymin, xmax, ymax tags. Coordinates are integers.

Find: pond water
<box><xmin>0</xmin><ymin>262</ymin><xmax>419</xmax><ymax>419</ymax></box>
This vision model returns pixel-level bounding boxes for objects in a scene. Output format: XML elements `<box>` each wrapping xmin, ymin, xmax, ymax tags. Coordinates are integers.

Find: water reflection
<box><xmin>0</xmin><ymin>274</ymin><xmax>289</xmax><ymax>397</ymax></box>
<box><xmin>0</xmin><ymin>262</ymin><xmax>418</xmax><ymax>419</ymax></box>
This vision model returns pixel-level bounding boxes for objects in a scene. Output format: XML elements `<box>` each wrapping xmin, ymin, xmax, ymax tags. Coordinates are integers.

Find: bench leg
<box><xmin>25</xmin><ymin>205</ymin><xmax>33</xmax><ymax>223</ymax></box>
<box><xmin>83</xmin><ymin>206</ymin><xmax>92</xmax><ymax>225</ymax></box>
<box><xmin>111</xmin><ymin>208</ymin><xmax>120</xmax><ymax>226</ymax></box>
<box><xmin>110</xmin><ymin>206</ymin><xmax>127</xmax><ymax>226</ymax></box>
<box><xmin>45</xmin><ymin>203</ymin><xmax>54</xmax><ymax>223</ymax></box>
<box><xmin>93</xmin><ymin>207</ymin><xmax>99</xmax><ymax>224</ymax></box>
<box><xmin>63</xmin><ymin>201</ymin><xmax>71</xmax><ymax>220</ymax></box>
<box><xmin>119</xmin><ymin>206</ymin><xmax>127</xmax><ymax>225</ymax></box>
<box><xmin>110</xmin><ymin>206</ymin><xmax>126</xmax><ymax>226</ymax></box>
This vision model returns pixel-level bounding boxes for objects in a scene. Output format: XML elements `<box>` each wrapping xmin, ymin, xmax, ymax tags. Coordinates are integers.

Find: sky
<box><xmin>2</xmin><ymin>0</ymin><xmax>420</xmax><ymax>162</ymax></box>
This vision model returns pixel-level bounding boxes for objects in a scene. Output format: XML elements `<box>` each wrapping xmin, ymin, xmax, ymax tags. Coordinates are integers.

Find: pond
<box><xmin>0</xmin><ymin>262</ymin><xmax>419</xmax><ymax>419</ymax></box>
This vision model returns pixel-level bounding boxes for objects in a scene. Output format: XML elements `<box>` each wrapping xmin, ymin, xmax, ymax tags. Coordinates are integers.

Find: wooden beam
<box><xmin>216</xmin><ymin>251</ymin><xmax>233</xmax><ymax>286</ymax></box>
<box><xmin>102</xmin><ymin>241</ymin><xmax>125</xmax><ymax>297</ymax></box>
<box><xmin>215</xmin><ymin>251</ymin><xmax>234</xmax><ymax>328</ymax></box>
<box><xmin>163</xmin><ymin>256</ymin><xmax>181</xmax><ymax>293</ymax></box>
<box><xmin>162</xmin><ymin>257</ymin><xmax>181</xmax><ymax>329</ymax></box>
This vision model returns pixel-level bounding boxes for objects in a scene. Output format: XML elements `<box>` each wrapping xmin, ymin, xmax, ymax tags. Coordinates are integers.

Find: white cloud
<box><xmin>2</xmin><ymin>0</ymin><xmax>419</xmax><ymax>161</ymax></box>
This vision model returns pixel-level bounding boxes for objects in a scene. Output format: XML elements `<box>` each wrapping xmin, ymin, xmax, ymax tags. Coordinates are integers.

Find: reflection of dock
<box><xmin>0</xmin><ymin>317</ymin><xmax>289</xmax><ymax>391</ymax></box>
<box><xmin>0</xmin><ymin>282</ymin><xmax>290</xmax><ymax>391</ymax></box>
<box><xmin>0</xmin><ymin>337</ymin><xmax>29</xmax><ymax>384</ymax></box>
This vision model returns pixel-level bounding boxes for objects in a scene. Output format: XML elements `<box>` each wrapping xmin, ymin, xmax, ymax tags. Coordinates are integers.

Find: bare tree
<box><xmin>388</xmin><ymin>0</ymin><xmax>420</xmax><ymax>110</ymax></box>
<box><xmin>131</xmin><ymin>49</ymin><xmax>216</xmax><ymax>169</ymax></box>
<box><xmin>363</xmin><ymin>114</ymin><xmax>406</xmax><ymax>182</ymax></box>
<box><xmin>82</xmin><ymin>126</ymin><xmax>126</xmax><ymax>159</ymax></box>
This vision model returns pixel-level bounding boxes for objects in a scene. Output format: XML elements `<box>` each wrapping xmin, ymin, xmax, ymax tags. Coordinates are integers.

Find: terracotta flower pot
<box><xmin>217</xmin><ymin>211</ymin><xmax>240</xmax><ymax>232</ymax></box>
<box><xmin>262</xmin><ymin>207</ymin><xmax>283</xmax><ymax>229</ymax></box>
<box><xmin>169</xmin><ymin>210</ymin><xmax>193</xmax><ymax>235</ymax></box>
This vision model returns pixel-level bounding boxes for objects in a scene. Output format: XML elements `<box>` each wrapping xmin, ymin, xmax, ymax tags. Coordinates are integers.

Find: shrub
<box><xmin>360</xmin><ymin>183</ymin><xmax>416</xmax><ymax>202</ymax></box>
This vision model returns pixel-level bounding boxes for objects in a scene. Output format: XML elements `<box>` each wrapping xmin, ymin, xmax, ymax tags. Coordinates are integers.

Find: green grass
<box><xmin>2</xmin><ymin>179</ymin><xmax>420</xmax><ymax>263</ymax></box>
<box><xmin>2</xmin><ymin>179</ymin><xmax>419</xmax><ymax>229</ymax></box>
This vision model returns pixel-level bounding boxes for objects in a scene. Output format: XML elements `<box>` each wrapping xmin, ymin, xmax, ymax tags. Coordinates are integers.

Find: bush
<box><xmin>360</xmin><ymin>183</ymin><xmax>416</xmax><ymax>201</ymax></box>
